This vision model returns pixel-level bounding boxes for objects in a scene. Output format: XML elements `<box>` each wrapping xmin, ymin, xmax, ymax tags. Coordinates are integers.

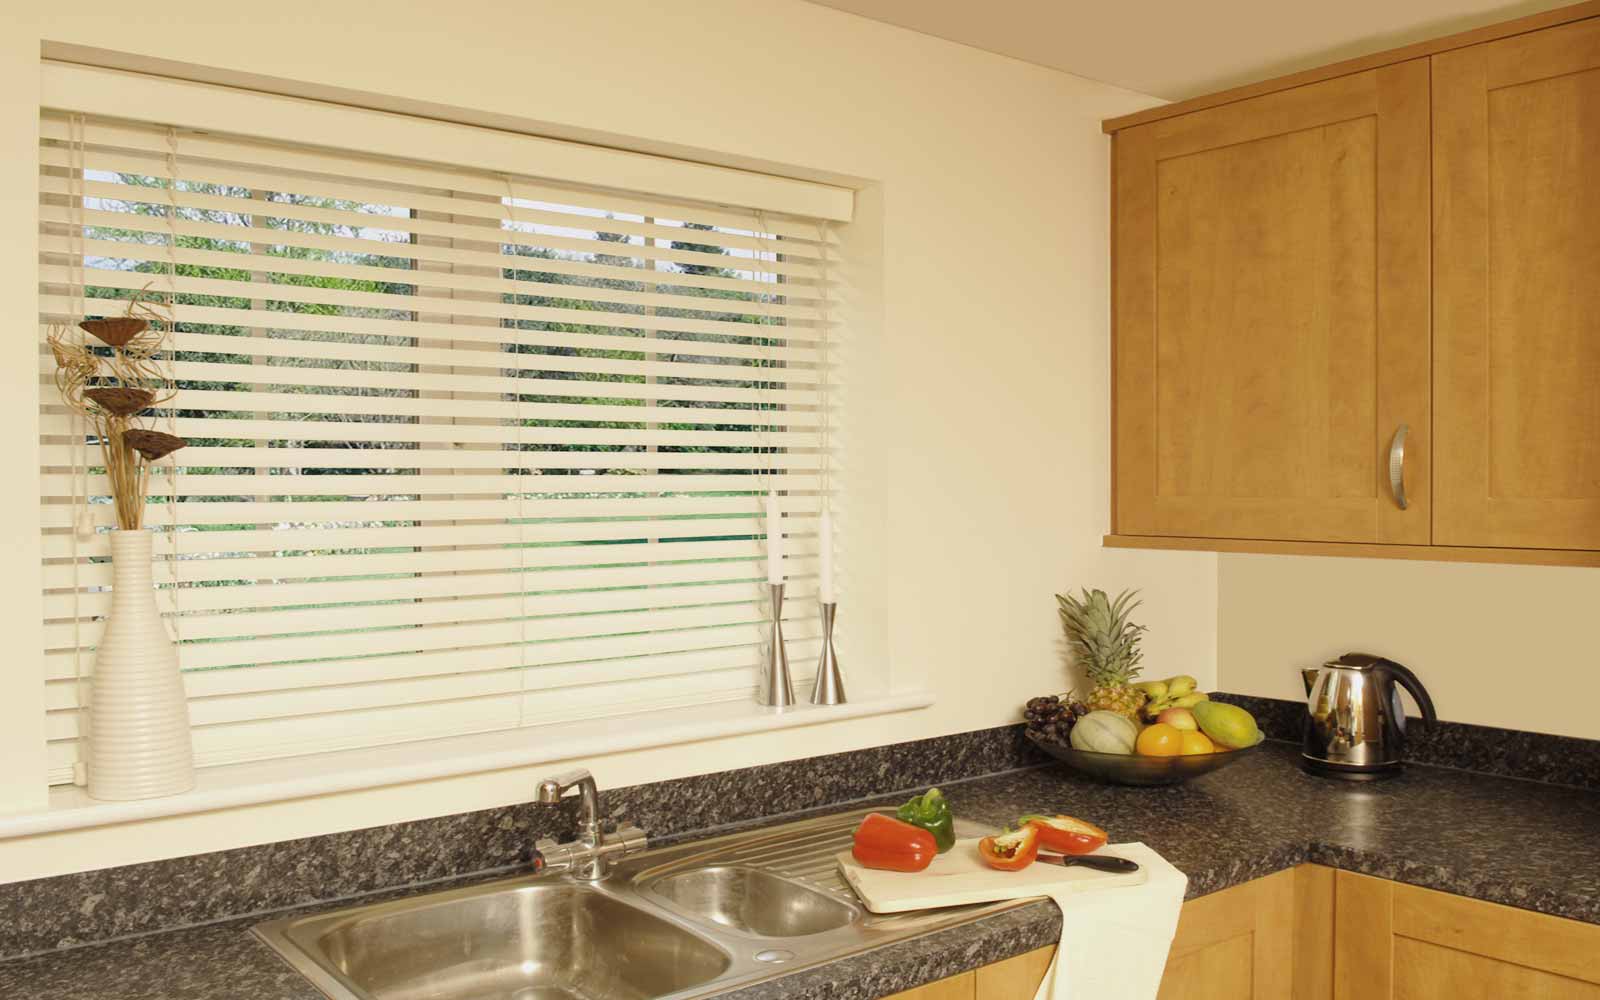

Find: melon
<box><xmin>1069</xmin><ymin>710</ymin><xmax>1138</xmax><ymax>755</ymax></box>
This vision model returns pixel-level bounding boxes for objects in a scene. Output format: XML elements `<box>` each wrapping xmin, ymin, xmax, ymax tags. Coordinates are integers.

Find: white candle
<box><xmin>819</xmin><ymin>507</ymin><xmax>835</xmax><ymax>603</ymax></box>
<box><xmin>766</xmin><ymin>490</ymin><xmax>783</xmax><ymax>584</ymax></box>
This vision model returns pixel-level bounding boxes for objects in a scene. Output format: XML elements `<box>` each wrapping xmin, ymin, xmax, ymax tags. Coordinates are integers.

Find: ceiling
<box><xmin>803</xmin><ymin>0</ymin><xmax>1572</xmax><ymax>99</ymax></box>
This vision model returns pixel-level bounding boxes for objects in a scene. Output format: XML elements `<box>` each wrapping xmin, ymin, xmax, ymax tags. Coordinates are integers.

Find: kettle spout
<box><xmin>1301</xmin><ymin>667</ymin><xmax>1320</xmax><ymax>698</ymax></box>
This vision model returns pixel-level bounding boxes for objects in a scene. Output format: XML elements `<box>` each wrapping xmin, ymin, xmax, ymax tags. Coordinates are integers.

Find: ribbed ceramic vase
<box><xmin>86</xmin><ymin>529</ymin><xmax>194</xmax><ymax>801</ymax></box>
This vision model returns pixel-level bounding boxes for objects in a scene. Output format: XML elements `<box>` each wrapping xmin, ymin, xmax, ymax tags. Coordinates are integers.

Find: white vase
<box><xmin>86</xmin><ymin>529</ymin><xmax>195</xmax><ymax>801</ymax></box>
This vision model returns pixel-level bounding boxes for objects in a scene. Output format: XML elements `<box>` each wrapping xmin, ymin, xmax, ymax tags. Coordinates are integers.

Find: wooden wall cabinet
<box><xmin>1433</xmin><ymin>17</ymin><xmax>1600</xmax><ymax>551</ymax></box>
<box><xmin>1113</xmin><ymin>63</ymin><xmax>1431</xmax><ymax>546</ymax></box>
<box><xmin>1108</xmin><ymin>5</ymin><xmax>1600</xmax><ymax>566</ymax></box>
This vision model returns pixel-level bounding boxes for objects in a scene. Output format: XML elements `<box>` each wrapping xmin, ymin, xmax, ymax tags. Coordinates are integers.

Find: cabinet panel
<box><xmin>887</xmin><ymin>970</ymin><xmax>974</xmax><ymax>1000</ymax></box>
<box><xmin>1334</xmin><ymin>869</ymin><xmax>1600</xmax><ymax>1000</ymax></box>
<box><xmin>1393</xmin><ymin>938</ymin><xmax>1600</xmax><ymax>999</ymax></box>
<box><xmin>1435</xmin><ymin>17</ymin><xmax>1600</xmax><ymax>548</ymax></box>
<box><xmin>1153</xmin><ymin>119</ymin><xmax>1377</xmax><ymax>505</ymax></box>
<box><xmin>1114</xmin><ymin>61</ymin><xmax>1430</xmax><ymax>544</ymax></box>
<box><xmin>975</xmin><ymin>946</ymin><xmax>1053</xmax><ymax>1000</ymax></box>
<box><xmin>1157</xmin><ymin>934</ymin><xmax>1254</xmax><ymax>1000</ymax></box>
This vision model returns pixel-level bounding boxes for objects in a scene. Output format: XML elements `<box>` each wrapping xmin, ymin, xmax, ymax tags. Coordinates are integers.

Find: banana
<box><xmin>1142</xmin><ymin>698</ymin><xmax>1174</xmax><ymax>721</ymax></box>
<box><xmin>1172</xmin><ymin>692</ymin><xmax>1210</xmax><ymax>708</ymax></box>
<box><xmin>1165</xmin><ymin>675</ymin><xmax>1198</xmax><ymax>698</ymax></box>
<box><xmin>1133</xmin><ymin>680</ymin><xmax>1170</xmax><ymax>701</ymax></box>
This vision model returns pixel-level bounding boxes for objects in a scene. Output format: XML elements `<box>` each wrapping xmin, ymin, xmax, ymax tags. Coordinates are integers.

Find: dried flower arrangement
<box><xmin>47</xmin><ymin>285</ymin><xmax>188</xmax><ymax>530</ymax></box>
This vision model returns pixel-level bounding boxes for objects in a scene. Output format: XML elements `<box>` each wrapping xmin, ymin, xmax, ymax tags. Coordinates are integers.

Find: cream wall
<box><xmin>0</xmin><ymin>0</ymin><xmax>1218</xmax><ymax>882</ymax></box>
<box><xmin>1218</xmin><ymin>553</ymin><xmax>1596</xmax><ymax>739</ymax></box>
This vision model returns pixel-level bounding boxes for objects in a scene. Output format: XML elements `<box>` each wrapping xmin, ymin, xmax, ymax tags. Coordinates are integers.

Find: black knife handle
<box><xmin>1056</xmin><ymin>854</ymin><xmax>1141</xmax><ymax>874</ymax></box>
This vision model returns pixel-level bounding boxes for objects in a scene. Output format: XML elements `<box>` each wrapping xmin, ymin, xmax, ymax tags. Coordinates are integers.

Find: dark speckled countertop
<box><xmin>4</xmin><ymin>740</ymin><xmax>1598</xmax><ymax>1000</ymax></box>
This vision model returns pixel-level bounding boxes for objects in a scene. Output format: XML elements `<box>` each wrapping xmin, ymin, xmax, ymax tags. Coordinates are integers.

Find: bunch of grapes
<box><xmin>1024</xmin><ymin>695</ymin><xmax>1088</xmax><ymax>745</ymax></box>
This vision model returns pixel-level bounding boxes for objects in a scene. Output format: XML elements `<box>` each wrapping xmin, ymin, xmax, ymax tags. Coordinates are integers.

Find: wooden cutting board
<box><xmin>837</xmin><ymin>838</ymin><xmax>1148</xmax><ymax>913</ymax></box>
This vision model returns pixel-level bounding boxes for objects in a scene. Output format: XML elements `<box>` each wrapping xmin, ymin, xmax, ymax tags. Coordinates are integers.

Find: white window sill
<box><xmin>1</xmin><ymin>693</ymin><xmax>933</xmax><ymax>840</ymax></box>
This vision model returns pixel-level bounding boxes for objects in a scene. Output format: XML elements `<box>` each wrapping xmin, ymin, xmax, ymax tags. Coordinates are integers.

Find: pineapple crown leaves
<box><xmin>1055</xmin><ymin>587</ymin><xmax>1147</xmax><ymax>684</ymax></box>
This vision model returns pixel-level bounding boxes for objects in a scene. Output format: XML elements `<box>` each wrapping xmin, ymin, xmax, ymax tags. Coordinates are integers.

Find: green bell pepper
<box><xmin>895</xmin><ymin>787</ymin><xmax>956</xmax><ymax>853</ymax></box>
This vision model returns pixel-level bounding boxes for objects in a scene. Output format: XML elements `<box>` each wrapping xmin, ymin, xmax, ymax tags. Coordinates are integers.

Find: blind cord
<box><xmin>752</xmin><ymin>211</ymin><xmax>778</xmax><ymax>593</ymax></box>
<box><xmin>67</xmin><ymin>113</ymin><xmax>90</xmax><ymax>786</ymax></box>
<box><xmin>815</xmin><ymin>220</ymin><xmax>833</xmax><ymax>514</ymax></box>
<box><xmin>504</xmin><ymin>178</ymin><xmax>530</xmax><ymax>731</ymax></box>
<box><xmin>161</xmin><ymin>128</ymin><xmax>183</xmax><ymax>660</ymax></box>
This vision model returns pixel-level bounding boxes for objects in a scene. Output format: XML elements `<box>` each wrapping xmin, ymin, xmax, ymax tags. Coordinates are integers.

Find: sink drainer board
<box><xmin>255</xmin><ymin>807</ymin><xmax>1017</xmax><ymax>1000</ymax></box>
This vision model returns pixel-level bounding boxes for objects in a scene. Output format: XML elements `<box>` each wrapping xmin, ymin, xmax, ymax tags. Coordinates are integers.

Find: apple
<box><xmin>1156</xmin><ymin>707</ymin><xmax>1199</xmax><ymax>732</ymax></box>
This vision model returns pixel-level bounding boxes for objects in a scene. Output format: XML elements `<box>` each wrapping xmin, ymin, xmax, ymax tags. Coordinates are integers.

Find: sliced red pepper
<box><xmin>1016</xmin><ymin>814</ymin><xmax>1108</xmax><ymax>856</ymax></box>
<box><xmin>852</xmin><ymin>812</ymin><xmax>936</xmax><ymax>872</ymax></box>
<box><xmin>978</xmin><ymin>824</ymin><xmax>1040</xmax><ymax>871</ymax></box>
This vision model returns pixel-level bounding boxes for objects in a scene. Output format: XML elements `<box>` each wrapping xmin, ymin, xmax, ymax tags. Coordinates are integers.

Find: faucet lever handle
<box><xmin>536</xmin><ymin>767</ymin><xmax>593</xmax><ymax>801</ymax></box>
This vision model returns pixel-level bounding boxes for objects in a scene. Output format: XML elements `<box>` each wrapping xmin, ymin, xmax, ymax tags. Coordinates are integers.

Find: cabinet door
<box><xmin>1434</xmin><ymin>19</ymin><xmax>1600</xmax><ymax>549</ymax></box>
<box><xmin>1114</xmin><ymin>62</ymin><xmax>1431</xmax><ymax>543</ymax></box>
<box><xmin>1334</xmin><ymin>870</ymin><xmax>1600</xmax><ymax>999</ymax></box>
<box><xmin>1157</xmin><ymin>867</ymin><xmax>1295</xmax><ymax>1000</ymax></box>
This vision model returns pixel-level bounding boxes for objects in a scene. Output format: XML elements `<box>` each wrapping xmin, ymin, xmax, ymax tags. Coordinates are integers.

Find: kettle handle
<box><xmin>1374</xmin><ymin>659</ymin><xmax>1438</xmax><ymax>729</ymax></box>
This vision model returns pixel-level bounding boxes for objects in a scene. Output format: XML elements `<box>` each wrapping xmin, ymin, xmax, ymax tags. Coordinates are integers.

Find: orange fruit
<box><xmin>1179</xmin><ymin>731</ymin><xmax>1216</xmax><ymax>756</ymax></box>
<box><xmin>1136</xmin><ymin>723</ymin><xmax>1183</xmax><ymax>757</ymax></box>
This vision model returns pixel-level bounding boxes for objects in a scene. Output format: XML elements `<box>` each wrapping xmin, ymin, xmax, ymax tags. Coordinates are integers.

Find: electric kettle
<box><xmin>1300</xmin><ymin>652</ymin><xmax>1437</xmax><ymax>780</ymax></box>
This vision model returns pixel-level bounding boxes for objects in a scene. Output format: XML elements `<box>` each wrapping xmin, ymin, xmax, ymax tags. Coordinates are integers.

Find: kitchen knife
<box><xmin>1036</xmin><ymin>853</ymin><xmax>1141</xmax><ymax>874</ymax></box>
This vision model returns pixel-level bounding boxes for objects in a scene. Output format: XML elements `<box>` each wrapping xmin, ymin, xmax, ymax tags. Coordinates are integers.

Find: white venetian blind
<box><xmin>37</xmin><ymin>109</ymin><xmax>842</xmax><ymax>785</ymax></box>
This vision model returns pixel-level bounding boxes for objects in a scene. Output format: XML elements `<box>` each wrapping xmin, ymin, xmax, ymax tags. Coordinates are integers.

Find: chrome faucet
<box><xmin>531</xmin><ymin>768</ymin><xmax>646</xmax><ymax>881</ymax></box>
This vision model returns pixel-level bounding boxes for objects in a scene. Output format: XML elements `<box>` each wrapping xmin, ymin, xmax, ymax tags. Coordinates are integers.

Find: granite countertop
<box><xmin>5</xmin><ymin>740</ymin><xmax>1599</xmax><ymax>1000</ymax></box>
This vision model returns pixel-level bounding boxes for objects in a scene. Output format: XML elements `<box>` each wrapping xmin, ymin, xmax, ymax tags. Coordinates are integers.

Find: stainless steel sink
<box><xmin>300</xmin><ymin>883</ymin><xmax>729</xmax><ymax>1000</ymax></box>
<box><xmin>256</xmin><ymin>807</ymin><xmax>1019</xmax><ymax>1000</ymax></box>
<box><xmin>647</xmin><ymin>866</ymin><xmax>858</xmax><ymax>937</ymax></box>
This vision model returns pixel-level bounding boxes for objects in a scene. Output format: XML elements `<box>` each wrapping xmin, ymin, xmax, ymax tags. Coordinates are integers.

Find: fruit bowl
<box><xmin>1027</xmin><ymin>731</ymin><xmax>1265</xmax><ymax>787</ymax></box>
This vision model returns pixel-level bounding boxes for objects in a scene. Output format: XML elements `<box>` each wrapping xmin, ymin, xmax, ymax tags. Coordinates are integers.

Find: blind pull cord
<box><xmin>161</xmin><ymin>127</ymin><xmax>183</xmax><ymax>660</ymax></box>
<box><xmin>505</xmin><ymin>178</ymin><xmax>531</xmax><ymax>731</ymax></box>
<box><xmin>68</xmin><ymin>113</ymin><xmax>90</xmax><ymax>787</ymax></box>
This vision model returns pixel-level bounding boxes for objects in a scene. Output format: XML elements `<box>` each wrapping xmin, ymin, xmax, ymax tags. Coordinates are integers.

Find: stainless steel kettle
<box><xmin>1300</xmin><ymin>652</ymin><xmax>1437</xmax><ymax>780</ymax></box>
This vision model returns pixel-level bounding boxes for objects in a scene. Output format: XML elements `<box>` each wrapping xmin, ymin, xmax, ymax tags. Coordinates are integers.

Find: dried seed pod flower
<box><xmin>46</xmin><ymin>327</ymin><xmax>98</xmax><ymax>410</ymax></box>
<box><xmin>78</xmin><ymin>316</ymin><xmax>150</xmax><ymax>348</ymax></box>
<box><xmin>47</xmin><ymin>283</ymin><xmax>181</xmax><ymax>530</ymax></box>
<box><xmin>84</xmin><ymin>387</ymin><xmax>156</xmax><ymax>417</ymax></box>
<box><xmin>122</xmin><ymin>429</ymin><xmax>187</xmax><ymax>462</ymax></box>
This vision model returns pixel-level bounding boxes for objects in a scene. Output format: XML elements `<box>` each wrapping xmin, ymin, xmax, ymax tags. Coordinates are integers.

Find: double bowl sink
<box><xmin>255</xmin><ymin>807</ymin><xmax>1013</xmax><ymax>1000</ymax></box>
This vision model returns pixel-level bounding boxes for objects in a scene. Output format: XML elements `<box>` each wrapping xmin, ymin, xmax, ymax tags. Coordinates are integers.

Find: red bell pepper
<box><xmin>852</xmin><ymin>812</ymin><xmax>936</xmax><ymax>872</ymax></box>
<box><xmin>1016</xmin><ymin>814</ymin><xmax>1108</xmax><ymax>856</ymax></box>
<box><xmin>977</xmin><ymin>824</ymin><xmax>1040</xmax><ymax>871</ymax></box>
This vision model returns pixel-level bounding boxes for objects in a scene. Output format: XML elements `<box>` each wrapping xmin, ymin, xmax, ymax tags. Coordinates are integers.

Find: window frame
<box><xmin>1</xmin><ymin>61</ymin><xmax>901</xmax><ymax>823</ymax></box>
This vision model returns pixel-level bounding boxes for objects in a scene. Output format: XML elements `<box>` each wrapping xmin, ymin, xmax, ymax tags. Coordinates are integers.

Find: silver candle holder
<box><xmin>757</xmin><ymin>582</ymin><xmax>795</xmax><ymax>708</ymax></box>
<box><xmin>810</xmin><ymin>601</ymin><xmax>846</xmax><ymax>705</ymax></box>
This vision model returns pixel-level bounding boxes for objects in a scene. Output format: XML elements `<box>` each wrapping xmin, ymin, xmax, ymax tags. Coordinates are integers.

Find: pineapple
<box><xmin>1056</xmin><ymin>588</ymin><xmax>1148</xmax><ymax>721</ymax></box>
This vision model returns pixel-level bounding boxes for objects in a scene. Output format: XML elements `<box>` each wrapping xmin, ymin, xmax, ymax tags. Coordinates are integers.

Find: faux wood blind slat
<box><xmin>38</xmin><ymin>112</ymin><xmax>839</xmax><ymax>784</ymax></box>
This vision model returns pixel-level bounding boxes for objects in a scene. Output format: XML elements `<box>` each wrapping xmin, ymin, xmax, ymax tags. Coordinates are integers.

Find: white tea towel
<box><xmin>1032</xmin><ymin>842</ymin><xmax>1188</xmax><ymax>1000</ymax></box>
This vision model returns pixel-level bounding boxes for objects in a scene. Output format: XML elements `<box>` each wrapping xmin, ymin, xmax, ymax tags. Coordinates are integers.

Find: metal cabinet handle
<box><xmin>1388</xmin><ymin>423</ymin><xmax>1409</xmax><ymax>510</ymax></box>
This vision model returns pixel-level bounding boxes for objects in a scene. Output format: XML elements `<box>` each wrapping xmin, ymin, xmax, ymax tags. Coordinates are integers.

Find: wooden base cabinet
<box><xmin>1334</xmin><ymin>870</ymin><xmax>1600</xmax><ymax>999</ymax></box>
<box><xmin>886</xmin><ymin>866</ymin><xmax>1321</xmax><ymax>1000</ymax></box>
<box><xmin>887</xmin><ymin>866</ymin><xmax>1600</xmax><ymax>1000</ymax></box>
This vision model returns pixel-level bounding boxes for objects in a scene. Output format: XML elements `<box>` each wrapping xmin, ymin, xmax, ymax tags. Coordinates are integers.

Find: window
<box><xmin>37</xmin><ymin>77</ymin><xmax>848</xmax><ymax>785</ymax></box>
